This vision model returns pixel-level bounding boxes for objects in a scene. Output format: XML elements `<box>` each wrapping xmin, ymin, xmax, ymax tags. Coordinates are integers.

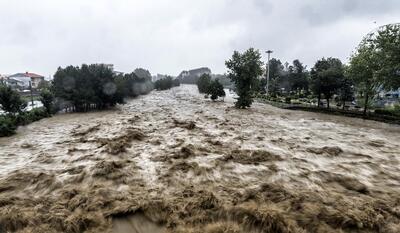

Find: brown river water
<box><xmin>0</xmin><ymin>85</ymin><xmax>399</xmax><ymax>233</ymax></box>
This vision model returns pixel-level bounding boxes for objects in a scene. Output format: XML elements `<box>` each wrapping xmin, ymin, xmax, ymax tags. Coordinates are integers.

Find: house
<box><xmin>7</xmin><ymin>72</ymin><xmax>45</xmax><ymax>89</ymax></box>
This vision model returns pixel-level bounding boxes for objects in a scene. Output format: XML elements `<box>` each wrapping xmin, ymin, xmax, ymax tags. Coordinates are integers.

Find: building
<box><xmin>7</xmin><ymin>72</ymin><xmax>45</xmax><ymax>89</ymax></box>
<box><xmin>177</xmin><ymin>67</ymin><xmax>212</xmax><ymax>84</ymax></box>
<box><xmin>375</xmin><ymin>88</ymin><xmax>400</xmax><ymax>108</ymax></box>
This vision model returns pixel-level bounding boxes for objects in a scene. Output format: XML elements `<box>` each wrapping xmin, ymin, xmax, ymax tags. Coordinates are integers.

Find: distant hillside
<box><xmin>177</xmin><ymin>67</ymin><xmax>233</xmax><ymax>87</ymax></box>
<box><xmin>177</xmin><ymin>67</ymin><xmax>211</xmax><ymax>84</ymax></box>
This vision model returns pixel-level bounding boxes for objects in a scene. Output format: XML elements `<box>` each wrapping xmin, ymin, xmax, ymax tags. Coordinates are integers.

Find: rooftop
<box><xmin>9</xmin><ymin>72</ymin><xmax>44</xmax><ymax>78</ymax></box>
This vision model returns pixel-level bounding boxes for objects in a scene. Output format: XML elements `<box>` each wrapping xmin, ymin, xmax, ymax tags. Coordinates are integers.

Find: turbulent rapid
<box><xmin>0</xmin><ymin>85</ymin><xmax>399</xmax><ymax>233</ymax></box>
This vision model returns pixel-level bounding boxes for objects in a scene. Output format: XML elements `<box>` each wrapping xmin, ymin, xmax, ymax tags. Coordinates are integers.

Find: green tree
<box><xmin>154</xmin><ymin>76</ymin><xmax>175</xmax><ymax>90</ymax></box>
<box><xmin>37</xmin><ymin>80</ymin><xmax>51</xmax><ymax>90</ymax></box>
<box><xmin>115</xmin><ymin>72</ymin><xmax>153</xmax><ymax>98</ymax></box>
<box><xmin>311</xmin><ymin>58</ymin><xmax>344</xmax><ymax>108</ymax></box>
<box><xmin>337</xmin><ymin>74</ymin><xmax>354</xmax><ymax>110</ymax></box>
<box><xmin>0</xmin><ymin>84</ymin><xmax>27</xmax><ymax>115</ymax></box>
<box><xmin>40</xmin><ymin>89</ymin><xmax>55</xmax><ymax>114</ymax></box>
<box><xmin>225</xmin><ymin>48</ymin><xmax>264</xmax><ymax>108</ymax></box>
<box><xmin>197</xmin><ymin>74</ymin><xmax>212</xmax><ymax>93</ymax></box>
<box><xmin>207</xmin><ymin>79</ymin><xmax>226</xmax><ymax>101</ymax></box>
<box><xmin>134</xmin><ymin>68</ymin><xmax>152</xmax><ymax>80</ymax></box>
<box><xmin>53</xmin><ymin>64</ymin><xmax>124</xmax><ymax>112</ymax></box>
<box><xmin>348</xmin><ymin>42</ymin><xmax>380</xmax><ymax>115</ymax></box>
<box><xmin>374</xmin><ymin>24</ymin><xmax>400</xmax><ymax>90</ymax></box>
<box><xmin>268</xmin><ymin>58</ymin><xmax>284</xmax><ymax>96</ymax></box>
<box><xmin>290</xmin><ymin>59</ymin><xmax>309</xmax><ymax>95</ymax></box>
<box><xmin>348</xmin><ymin>24</ymin><xmax>400</xmax><ymax>116</ymax></box>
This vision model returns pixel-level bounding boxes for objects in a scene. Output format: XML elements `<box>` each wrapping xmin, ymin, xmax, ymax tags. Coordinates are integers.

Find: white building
<box><xmin>7</xmin><ymin>72</ymin><xmax>45</xmax><ymax>89</ymax></box>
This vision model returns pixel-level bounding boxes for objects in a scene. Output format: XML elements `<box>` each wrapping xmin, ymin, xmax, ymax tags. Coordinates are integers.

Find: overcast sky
<box><xmin>0</xmin><ymin>0</ymin><xmax>399</xmax><ymax>77</ymax></box>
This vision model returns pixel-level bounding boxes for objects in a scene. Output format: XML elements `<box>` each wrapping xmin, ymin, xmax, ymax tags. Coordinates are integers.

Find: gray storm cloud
<box><xmin>0</xmin><ymin>0</ymin><xmax>399</xmax><ymax>77</ymax></box>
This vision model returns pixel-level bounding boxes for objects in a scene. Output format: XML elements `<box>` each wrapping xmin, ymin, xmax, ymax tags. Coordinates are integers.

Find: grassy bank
<box><xmin>0</xmin><ymin>108</ymin><xmax>51</xmax><ymax>137</ymax></box>
<box><xmin>257</xmin><ymin>98</ymin><xmax>400</xmax><ymax>125</ymax></box>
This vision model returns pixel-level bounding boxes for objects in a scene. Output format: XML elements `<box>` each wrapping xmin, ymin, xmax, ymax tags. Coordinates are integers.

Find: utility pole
<box><xmin>29</xmin><ymin>80</ymin><xmax>34</xmax><ymax>108</ymax></box>
<box><xmin>265</xmin><ymin>50</ymin><xmax>273</xmax><ymax>96</ymax></box>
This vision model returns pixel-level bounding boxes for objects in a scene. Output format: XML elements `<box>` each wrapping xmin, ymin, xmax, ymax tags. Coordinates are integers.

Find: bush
<box><xmin>173</xmin><ymin>78</ymin><xmax>181</xmax><ymax>87</ymax></box>
<box><xmin>0</xmin><ymin>108</ymin><xmax>50</xmax><ymax>137</ymax></box>
<box><xmin>375</xmin><ymin>107</ymin><xmax>400</xmax><ymax>117</ymax></box>
<box><xmin>0</xmin><ymin>116</ymin><xmax>17</xmax><ymax>137</ymax></box>
<box><xmin>207</xmin><ymin>79</ymin><xmax>226</xmax><ymax>101</ymax></box>
<box><xmin>394</xmin><ymin>104</ymin><xmax>400</xmax><ymax>113</ymax></box>
<box><xmin>154</xmin><ymin>76</ymin><xmax>177</xmax><ymax>90</ymax></box>
<box><xmin>14</xmin><ymin>108</ymin><xmax>49</xmax><ymax>126</ymax></box>
<box><xmin>40</xmin><ymin>89</ymin><xmax>55</xmax><ymax>114</ymax></box>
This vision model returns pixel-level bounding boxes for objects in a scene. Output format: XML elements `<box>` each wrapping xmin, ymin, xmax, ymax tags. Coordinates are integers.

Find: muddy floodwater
<box><xmin>1</xmin><ymin>85</ymin><xmax>400</xmax><ymax>233</ymax></box>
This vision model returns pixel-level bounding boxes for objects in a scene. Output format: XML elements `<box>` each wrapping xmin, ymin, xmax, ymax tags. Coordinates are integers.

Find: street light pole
<box><xmin>29</xmin><ymin>81</ymin><xmax>34</xmax><ymax>108</ymax></box>
<box><xmin>265</xmin><ymin>50</ymin><xmax>273</xmax><ymax>96</ymax></box>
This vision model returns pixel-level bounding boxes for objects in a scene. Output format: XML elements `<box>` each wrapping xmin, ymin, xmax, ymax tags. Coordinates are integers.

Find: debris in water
<box><xmin>173</xmin><ymin>118</ymin><xmax>196</xmax><ymax>130</ymax></box>
<box><xmin>219</xmin><ymin>149</ymin><xmax>283</xmax><ymax>165</ymax></box>
<box><xmin>306</xmin><ymin>146</ymin><xmax>344</xmax><ymax>157</ymax></box>
<box><xmin>97</xmin><ymin>129</ymin><xmax>145</xmax><ymax>154</ymax></box>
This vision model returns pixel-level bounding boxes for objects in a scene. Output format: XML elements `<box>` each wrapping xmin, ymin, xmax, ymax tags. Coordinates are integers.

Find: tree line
<box><xmin>224</xmin><ymin>24</ymin><xmax>400</xmax><ymax>115</ymax></box>
<box><xmin>1</xmin><ymin>64</ymin><xmax>155</xmax><ymax>136</ymax></box>
<box><xmin>53</xmin><ymin>64</ymin><xmax>153</xmax><ymax>112</ymax></box>
<box><xmin>154</xmin><ymin>76</ymin><xmax>180</xmax><ymax>90</ymax></box>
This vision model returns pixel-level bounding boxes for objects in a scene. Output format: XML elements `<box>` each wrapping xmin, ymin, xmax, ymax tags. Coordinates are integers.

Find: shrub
<box><xmin>173</xmin><ymin>78</ymin><xmax>181</xmax><ymax>87</ymax></box>
<box><xmin>0</xmin><ymin>108</ymin><xmax>50</xmax><ymax>137</ymax></box>
<box><xmin>207</xmin><ymin>79</ymin><xmax>226</xmax><ymax>101</ymax></box>
<box><xmin>14</xmin><ymin>108</ymin><xmax>49</xmax><ymax>126</ymax></box>
<box><xmin>375</xmin><ymin>108</ymin><xmax>400</xmax><ymax>117</ymax></box>
<box><xmin>154</xmin><ymin>76</ymin><xmax>177</xmax><ymax>90</ymax></box>
<box><xmin>40</xmin><ymin>89</ymin><xmax>55</xmax><ymax>114</ymax></box>
<box><xmin>394</xmin><ymin>104</ymin><xmax>400</xmax><ymax>113</ymax></box>
<box><xmin>0</xmin><ymin>116</ymin><xmax>17</xmax><ymax>137</ymax></box>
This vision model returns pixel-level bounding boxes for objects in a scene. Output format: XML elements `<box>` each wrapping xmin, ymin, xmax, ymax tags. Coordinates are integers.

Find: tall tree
<box><xmin>338</xmin><ymin>72</ymin><xmax>354</xmax><ymax>110</ymax></box>
<box><xmin>374</xmin><ymin>24</ymin><xmax>400</xmax><ymax>90</ymax></box>
<box><xmin>348</xmin><ymin>24</ymin><xmax>400</xmax><ymax>116</ymax></box>
<box><xmin>53</xmin><ymin>64</ymin><xmax>124</xmax><ymax>112</ymax></box>
<box><xmin>40</xmin><ymin>89</ymin><xmax>55</xmax><ymax>114</ymax></box>
<box><xmin>290</xmin><ymin>59</ymin><xmax>309</xmax><ymax>94</ymax></box>
<box><xmin>311</xmin><ymin>58</ymin><xmax>344</xmax><ymax>108</ymax></box>
<box><xmin>225</xmin><ymin>48</ymin><xmax>264</xmax><ymax>108</ymax></box>
<box><xmin>348</xmin><ymin>42</ymin><xmax>380</xmax><ymax>115</ymax></box>
<box><xmin>267</xmin><ymin>58</ymin><xmax>284</xmax><ymax>96</ymax></box>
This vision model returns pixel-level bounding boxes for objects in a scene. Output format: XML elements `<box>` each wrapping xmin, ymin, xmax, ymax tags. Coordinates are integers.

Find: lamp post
<box><xmin>265</xmin><ymin>50</ymin><xmax>273</xmax><ymax>96</ymax></box>
<box><xmin>29</xmin><ymin>80</ymin><xmax>34</xmax><ymax>108</ymax></box>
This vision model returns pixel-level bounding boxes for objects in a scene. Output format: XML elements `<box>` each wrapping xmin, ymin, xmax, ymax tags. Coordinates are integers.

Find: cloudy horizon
<box><xmin>0</xmin><ymin>0</ymin><xmax>399</xmax><ymax>77</ymax></box>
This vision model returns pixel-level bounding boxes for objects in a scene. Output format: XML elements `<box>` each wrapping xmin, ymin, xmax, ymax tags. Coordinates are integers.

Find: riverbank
<box><xmin>257</xmin><ymin>98</ymin><xmax>400</xmax><ymax>125</ymax></box>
